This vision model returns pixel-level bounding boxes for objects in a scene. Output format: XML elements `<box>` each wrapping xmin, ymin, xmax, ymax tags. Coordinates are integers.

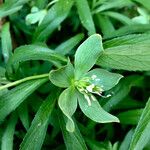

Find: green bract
<box><xmin>49</xmin><ymin>34</ymin><xmax>123</xmax><ymax>132</ymax></box>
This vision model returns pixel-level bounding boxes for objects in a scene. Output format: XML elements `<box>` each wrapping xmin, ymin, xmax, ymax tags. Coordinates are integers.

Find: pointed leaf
<box><xmin>76</xmin><ymin>0</ymin><xmax>95</xmax><ymax>35</ymax></box>
<box><xmin>58</xmin><ymin>87</ymin><xmax>77</xmax><ymax>132</ymax></box>
<box><xmin>1</xmin><ymin>113</ymin><xmax>18</xmax><ymax>150</ymax></box>
<box><xmin>129</xmin><ymin>97</ymin><xmax>150</xmax><ymax>150</ymax></box>
<box><xmin>33</xmin><ymin>0</ymin><xmax>74</xmax><ymax>42</ymax></box>
<box><xmin>119</xmin><ymin>129</ymin><xmax>134</xmax><ymax>150</ymax></box>
<box><xmin>75</xmin><ymin>34</ymin><xmax>103</xmax><ymax>79</ymax></box>
<box><xmin>1</xmin><ymin>22</ymin><xmax>12</xmax><ymax>63</ymax></box>
<box><xmin>20</xmin><ymin>92</ymin><xmax>57</xmax><ymax>150</ymax></box>
<box><xmin>97</xmin><ymin>43</ymin><xmax>150</xmax><ymax>71</ymax></box>
<box><xmin>84</xmin><ymin>68</ymin><xmax>123</xmax><ymax>91</ymax></box>
<box><xmin>58</xmin><ymin>112</ymin><xmax>88</xmax><ymax>150</ymax></box>
<box><xmin>78</xmin><ymin>93</ymin><xmax>119</xmax><ymax>123</ymax></box>
<box><xmin>104</xmin><ymin>33</ymin><xmax>150</xmax><ymax>49</ymax></box>
<box><xmin>55</xmin><ymin>33</ymin><xmax>84</xmax><ymax>55</ymax></box>
<box><xmin>49</xmin><ymin>61</ymin><xmax>74</xmax><ymax>88</ymax></box>
<box><xmin>0</xmin><ymin>78</ymin><xmax>47</xmax><ymax>122</ymax></box>
<box><xmin>17</xmin><ymin>102</ymin><xmax>29</xmax><ymax>130</ymax></box>
<box><xmin>6</xmin><ymin>45</ymin><xmax>66</xmax><ymax>76</ymax></box>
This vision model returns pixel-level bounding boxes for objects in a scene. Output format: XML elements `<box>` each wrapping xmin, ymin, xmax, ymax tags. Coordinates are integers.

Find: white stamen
<box><xmin>91</xmin><ymin>95</ymin><xmax>96</xmax><ymax>101</ymax></box>
<box><xmin>86</xmin><ymin>84</ymin><xmax>94</xmax><ymax>92</ymax></box>
<box><xmin>91</xmin><ymin>75</ymin><xmax>97</xmax><ymax>80</ymax></box>
<box><xmin>84</xmin><ymin>94</ymin><xmax>91</xmax><ymax>106</ymax></box>
<box><xmin>95</xmin><ymin>78</ymin><xmax>100</xmax><ymax>81</ymax></box>
<box><xmin>106</xmin><ymin>94</ymin><xmax>112</xmax><ymax>98</ymax></box>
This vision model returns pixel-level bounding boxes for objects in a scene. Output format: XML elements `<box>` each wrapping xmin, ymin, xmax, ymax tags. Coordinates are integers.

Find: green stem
<box><xmin>0</xmin><ymin>73</ymin><xmax>49</xmax><ymax>91</ymax></box>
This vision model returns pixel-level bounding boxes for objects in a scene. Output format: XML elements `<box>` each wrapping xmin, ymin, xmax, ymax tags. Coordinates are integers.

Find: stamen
<box><xmin>84</xmin><ymin>94</ymin><xmax>91</xmax><ymax>106</ymax></box>
<box><xmin>95</xmin><ymin>78</ymin><xmax>100</xmax><ymax>81</ymax></box>
<box><xmin>91</xmin><ymin>75</ymin><xmax>97</xmax><ymax>80</ymax></box>
<box><xmin>86</xmin><ymin>84</ymin><xmax>94</xmax><ymax>92</ymax></box>
<box><xmin>91</xmin><ymin>95</ymin><xmax>96</xmax><ymax>101</ymax></box>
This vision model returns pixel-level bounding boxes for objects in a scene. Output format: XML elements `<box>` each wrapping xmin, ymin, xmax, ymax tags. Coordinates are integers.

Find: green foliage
<box><xmin>0</xmin><ymin>0</ymin><xmax>150</xmax><ymax>149</ymax></box>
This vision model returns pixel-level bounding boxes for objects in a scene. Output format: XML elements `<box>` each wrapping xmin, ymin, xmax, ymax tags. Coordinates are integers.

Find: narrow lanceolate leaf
<box><xmin>49</xmin><ymin>60</ymin><xmax>74</xmax><ymax>88</ymax></box>
<box><xmin>78</xmin><ymin>93</ymin><xmax>119</xmax><ymax>123</ymax></box>
<box><xmin>1</xmin><ymin>22</ymin><xmax>12</xmax><ymax>63</ymax></box>
<box><xmin>58</xmin><ymin>87</ymin><xmax>77</xmax><ymax>132</ymax></box>
<box><xmin>0</xmin><ymin>78</ymin><xmax>47</xmax><ymax>122</ymax></box>
<box><xmin>0</xmin><ymin>0</ymin><xmax>29</xmax><ymax>18</ymax></box>
<box><xmin>101</xmin><ymin>11</ymin><xmax>133</xmax><ymax>25</ymax></box>
<box><xmin>58</xmin><ymin>112</ymin><xmax>88</xmax><ymax>150</ymax></box>
<box><xmin>75</xmin><ymin>34</ymin><xmax>103</xmax><ymax>79</ymax></box>
<box><xmin>104</xmin><ymin>24</ymin><xmax>150</xmax><ymax>39</ymax></box>
<box><xmin>104</xmin><ymin>33</ymin><xmax>150</xmax><ymax>49</ymax></box>
<box><xmin>1</xmin><ymin>113</ymin><xmax>18</xmax><ymax>150</ymax></box>
<box><xmin>55</xmin><ymin>33</ymin><xmax>84</xmax><ymax>55</ymax></box>
<box><xmin>84</xmin><ymin>68</ymin><xmax>123</xmax><ymax>91</ymax></box>
<box><xmin>33</xmin><ymin>0</ymin><xmax>74</xmax><ymax>42</ymax></box>
<box><xmin>119</xmin><ymin>129</ymin><xmax>134</xmax><ymax>150</ymax></box>
<box><xmin>6</xmin><ymin>45</ymin><xmax>66</xmax><ymax>76</ymax></box>
<box><xmin>93</xmin><ymin>0</ymin><xmax>133</xmax><ymax>13</ymax></box>
<box><xmin>17</xmin><ymin>102</ymin><xmax>29</xmax><ymax>130</ymax></box>
<box><xmin>0</xmin><ymin>4</ymin><xmax>22</xmax><ymax>18</ymax></box>
<box><xmin>95</xmin><ymin>14</ymin><xmax>115</xmax><ymax>36</ymax></box>
<box><xmin>20</xmin><ymin>92</ymin><xmax>57</xmax><ymax>150</ymax></box>
<box><xmin>76</xmin><ymin>0</ymin><xmax>95</xmax><ymax>35</ymax></box>
<box><xmin>97</xmin><ymin>43</ymin><xmax>150</xmax><ymax>71</ymax></box>
<box><xmin>129</xmin><ymin>97</ymin><xmax>150</xmax><ymax>150</ymax></box>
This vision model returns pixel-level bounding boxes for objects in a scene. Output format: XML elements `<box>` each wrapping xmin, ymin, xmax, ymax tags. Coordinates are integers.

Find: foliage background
<box><xmin>0</xmin><ymin>0</ymin><xmax>150</xmax><ymax>150</ymax></box>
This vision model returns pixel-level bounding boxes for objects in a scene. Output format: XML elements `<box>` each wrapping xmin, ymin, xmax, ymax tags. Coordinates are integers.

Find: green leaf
<box><xmin>102</xmin><ymin>11</ymin><xmax>133</xmax><ymax>25</ymax></box>
<box><xmin>104</xmin><ymin>24</ymin><xmax>150</xmax><ymax>39</ymax></box>
<box><xmin>49</xmin><ymin>60</ymin><xmax>74</xmax><ymax>88</ymax></box>
<box><xmin>119</xmin><ymin>129</ymin><xmax>134</xmax><ymax>150</ymax></box>
<box><xmin>0</xmin><ymin>78</ymin><xmax>47</xmax><ymax>122</ymax></box>
<box><xmin>33</xmin><ymin>0</ymin><xmax>74</xmax><ymax>42</ymax></box>
<box><xmin>78</xmin><ymin>92</ymin><xmax>119</xmax><ymax>123</ymax></box>
<box><xmin>84</xmin><ymin>68</ymin><xmax>123</xmax><ymax>91</ymax></box>
<box><xmin>86</xmin><ymin>138</ymin><xmax>110</xmax><ymax>150</ymax></box>
<box><xmin>58</xmin><ymin>112</ymin><xmax>88</xmax><ymax>150</ymax></box>
<box><xmin>17</xmin><ymin>102</ymin><xmax>29</xmax><ymax>130</ymax></box>
<box><xmin>95</xmin><ymin>14</ymin><xmax>115</xmax><ymax>36</ymax></box>
<box><xmin>117</xmin><ymin>109</ymin><xmax>143</xmax><ymax>125</ymax></box>
<box><xmin>76</xmin><ymin>0</ymin><xmax>96</xmax><ymax>35</ymax></box>
<box><xmin>0</xmin><ymin>4</ymin><xmax>22</xmax><ymax>18</ymax></box>
<box><xmin>75</xmin><ymin>34</ymin><xmax>103</xmax><ymax>79</ymax></box>
<box><xmin>129</xmin><ymin>97</ymin><xmax>150</xmax><ymax>150</ymax></box>
<box><xmin>97</xmin><ymin>43</ymin><xmax>150</xmax><ymax>71</ymax></box>
<box><xmin>1</xmin><ymin>22</ymin><xmax>12</xmax><ymax>63</ymax></box>
<box><xmin>20</xmin><ymin>92</ymin><xmax>57</xmax><ymax>150</ymax></box>
<box><xmin>6</xmin><ymin>45</ymin><xmax>67</xmax><ymax>76</ymax></box>
<box><xmin>1</xmin><ymin>113</ymin><xmax>18</xmax><ymax>150</ymax></box>
<box><xmin>58</xmin><ymin>87</ymin><xmax>77</xmax><ymax>132</ymax></box>
<box><xmin>0</xmin><ymin>0</ymin><xmax>29</xmax><ymax>18</ymax></box>
<box><xmin>93</xmin><ymin>0</ymin><xmax>133</xmax><ymax>13</ymax></box>
<box><xmin>133</xmin><ymin>0</ymin><xmax>150</xmax><ymax>11</ymax></box>
<box><xmin>104</xmin><ymin>33</ymin><xmax>150</xmax><ymax>49</ymax></box>
<box><xmin>55</xmin><ymin>33</ymin><xmax>84</xmax><ymax>55</ymax></box>
<box><xmin>103</xmin><ymin>75</ymin><xmax>144</xmax><ymax>112</ymax></box>
<box><xmin>0</xmin><ymin>67</ymin><xmax>6</xmax><ymax>79</ymax></box>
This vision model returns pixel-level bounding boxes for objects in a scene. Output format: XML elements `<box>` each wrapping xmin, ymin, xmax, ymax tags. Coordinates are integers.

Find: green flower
<box><xmin>49</xmin><ymin>34</ymin><xmax>123</xmax><ymax>132</ymax></box>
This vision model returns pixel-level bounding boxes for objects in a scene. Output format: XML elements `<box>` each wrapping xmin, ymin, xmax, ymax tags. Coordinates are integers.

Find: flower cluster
<box><xmin>75</xmin><ymin>75</ymin><xmax>107</xmax><ymax>106</ymax></box>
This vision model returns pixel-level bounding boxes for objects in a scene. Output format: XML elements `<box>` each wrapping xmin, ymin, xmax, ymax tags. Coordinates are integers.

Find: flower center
<box><xmin>74</xmin><ymin>75</ymin><xmax>104</xmax><ymax>106</ymax></box>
